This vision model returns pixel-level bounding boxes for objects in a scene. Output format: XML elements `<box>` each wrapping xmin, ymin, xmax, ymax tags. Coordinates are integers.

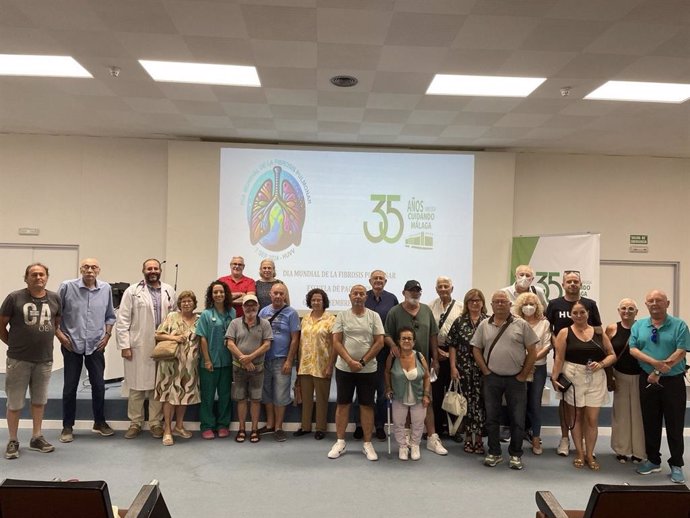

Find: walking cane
<box><xmin>386</xmin><ymin>397</ymin><xmax>392</xmax><ymax>459</ymax></box>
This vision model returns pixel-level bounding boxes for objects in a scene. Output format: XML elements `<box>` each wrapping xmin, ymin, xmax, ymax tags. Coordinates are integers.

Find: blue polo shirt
<box><xmin>365</xmin><ymin>289</ymin><xmax>399</xmax><ymax>323</ymax></box>
<box><xmin>630</xmin><ymin>315</ymin><xmax>690</xmax><ymax>376</ymax></box>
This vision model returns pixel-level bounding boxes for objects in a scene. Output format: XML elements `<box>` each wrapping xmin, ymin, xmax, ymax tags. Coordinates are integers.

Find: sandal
<box><xmin>250</xmin><ymin>430</ymin><xmax>260</xmax><ymax>443</ymax></box>
<box><xmin>573</xmin><ymin>457</ymin><xmax>584</xmax><ymax>469</ymax></box>
<box><xmin>235</xmin><ymin>430</ymin><xmax>246</xmax><ymax>443</ymax></box>
<box><xmin>464</xmin><ymin>441</ymin><xmax>475</xmax><ymax>453</ymax></box>
<box><xmin>474</xmin><ymin>441</ymin><xmax>485</xmax><ymax>455</ymax></box>
<box><xmin>586</xmin><ymin>458</ymin><xmax>600</xmax><ymax>471</ymax></box>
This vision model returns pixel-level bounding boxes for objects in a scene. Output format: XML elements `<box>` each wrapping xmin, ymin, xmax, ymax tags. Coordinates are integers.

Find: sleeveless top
<box><xmin>610</xmin><ymin>322</ymin><xmax>641</xmax><ymax>375</ymax></box>
<box><xmin>564</xmin><ymin>326</ymin><xmax>607</xmax><ymax>365</ymax></box>
<box><xmin>390</xmin><ymin>352</ymin><xmax>425</xmax><ymax>405</ymax></box>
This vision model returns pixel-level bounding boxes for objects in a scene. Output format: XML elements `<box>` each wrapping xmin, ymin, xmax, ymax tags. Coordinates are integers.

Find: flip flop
<box><xmin>464</xmin><ymin>442</ymin><xmax>475</xmax><ymax>453</ymax></box>
<box><xmin>250</xmin><ymin>430</ymin><xmax>260</xmax><ymax>443</ymax></box>
<box><xmin>573</xmin><ymin>457</ymin><xmax>584</xmax><ymax>469</ymax></box>
<box><xmin>586</xmin><ymin>458</ymin><xmax>600</xmax><ymax>471</ymax></box>
<box><xmin>235</xmin><ymin>430</ymin><xmax>246</xmax><ymax>443</ymax></box>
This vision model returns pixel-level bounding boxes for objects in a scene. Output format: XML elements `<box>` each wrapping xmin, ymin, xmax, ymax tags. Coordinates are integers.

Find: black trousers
<box><xmin>638</xmin><ymin>372</ymin><xmax>686</xmax><ymax>467</ymax></box>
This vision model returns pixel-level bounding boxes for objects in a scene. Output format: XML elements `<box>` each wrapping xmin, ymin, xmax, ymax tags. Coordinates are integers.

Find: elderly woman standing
<box><xmin>514</xmin><ymin>292</ymin><xmax>552</xmax><ymax>455</ymax></box>
<box><xmin>551</xmin><ymin>301</ymin><xmax>616</xmax><ymax>470</ymax></box>
<box><xmin>255</xmin><ymin>259</ymin><xmax>284</xmax><ymax>310</ymax></box>
<box><xmin>154</xmin><ymin>290</ymin><xmax>200</xmax><ymax>446</ymax></box>
<box><xmin>294</xmin><ymin>289</ymin><xmax>336</xmax><ymax>440</ymax></box>
<box><xmin>429</xmin><ymin>276</ymin><xmax>464</xmax><ymax>437</ymax></box>
<box><xmin>605</xmin><ymin>298</ymin><xmax>645</xmax><ymax>463</ymax></box>
<box><xmin>448</xmin><ymin>288</ymin><xmax>488</xmax><ymax>452</ymax></box>
<box><xmin>195</xmin><ymin>281</ymin><xmax>235</xmax><ymax>440</ymax></box>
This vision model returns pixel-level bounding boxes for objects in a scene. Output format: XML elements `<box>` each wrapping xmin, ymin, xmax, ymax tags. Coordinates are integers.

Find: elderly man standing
<box><xmin>385</xmin><ymin>280</ymin><xmax>447</xmax><ymax>455</ymax></box>
<box><xmin>1</xmin><ymin>263</ymin><xmax>61</xmax><ymax>459</ymax></box>
<box><xmin>429</xmin><ymin>276</ymin><xmax>464</xmax><ymax>438</ymax></box>
<box><xmin>116</xmin><ymin>259</ymin><xmax>176</xmax><ymax>439</ymax></box>
<box><xmin>501</xmin><ymin>264</ymin><xmax>548</xmax><ymax>311</ymax></box>
<box><xmin>472</xmin><ymin>291</ymin><xmax>538</xmax><ymax>470</ymax></box>
<box><xmin>363</xmin><ymin>269</ymin><xmax>398</xmax><ymax>440</ymax></box>
<box><xmin>328</xmin><ymin>285</ymin><xmax>385</xmax><ymax>461</ymax></box>
<box><xmin>219</xmin><ymin>256</ymin><xmax>256</xmax><ymax>318</ymax></box>
<box><xmin>630</xmin><ymin>290</ymin><xmax>690</xmax><ymax>484</ymax></box>
<box><xmin>258</xmin><ymin>282</ymin><xmax>300</xmax><ymax>442</ymax></box>
<box><xmin>56</xmin><ymin>258</ymin><xmax>116</xmax><ymax>443</ymax></box>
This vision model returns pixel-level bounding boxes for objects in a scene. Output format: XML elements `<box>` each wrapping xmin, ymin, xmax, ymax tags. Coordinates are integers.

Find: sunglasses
<box><xmin>651</xmin><ymin>327</ymin><xmax>658</xmax><ymax>344</ymax></box>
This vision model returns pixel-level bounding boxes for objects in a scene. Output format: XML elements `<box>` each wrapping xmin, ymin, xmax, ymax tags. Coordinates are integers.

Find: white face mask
<box><xmin>522</xmin><ymin>304</ymin><xmax>536</xmax><ymax>317</ymax></box>
<box><xmin>516</xmin><ymin>276</ymin><xmax>532</xmax><ymax>289</ymax></box>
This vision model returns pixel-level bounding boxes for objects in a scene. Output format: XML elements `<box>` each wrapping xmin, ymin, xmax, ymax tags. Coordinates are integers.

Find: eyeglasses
<box><xmin>651</xmin><ymin>328</ymin><xmax>658</xmax><ymax>343</ymax></box>
<box><xmin>400</xmin><ymin>337</ymin><xmax>414</xmax><ymax>342</ymax></box>
<box><xmin>468</xmin><ymin>299</ymin><xmax>482</xmax><ymax>304</ymax></box>
<box><xmin>491</xmin><ymin>300</ymin><xmax>510</xmax><ymax>305</ymax></box>
<box><xmin>619</xmin><ymin>306</ymin><xmax>637</xmax><ymax>312</ymax></box>
<box><xmin>231</xmin><ymin>263</ymin><xmax>245</xmax><ymax>267</ymax></box>
<box><xmin>411</xmin><ymin>317</ymin><xmax>419</xmax><ymax>330</ymax></box>
<box><xmin>81</xmin><ymin>265</ymin><xmax>100</xmax><ymax>271</ymax></box>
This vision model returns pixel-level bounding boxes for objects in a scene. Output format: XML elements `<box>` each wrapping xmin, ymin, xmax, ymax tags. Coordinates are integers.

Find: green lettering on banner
<box><xmin>363</xmin><ymin>194</ymin><xmax>404</xmax><ymax>244</ymax></box>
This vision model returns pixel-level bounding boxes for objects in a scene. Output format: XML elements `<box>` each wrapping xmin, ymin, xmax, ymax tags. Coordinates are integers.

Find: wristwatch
<box><xmin>359</xmin><ymin>358</ymin><xmax>366</xmax><ymax>367</ymax></box>
<box><xmin>653</xmin><ymin>369</ymin><xmax>661</xmax><ymax>376</ymax></box>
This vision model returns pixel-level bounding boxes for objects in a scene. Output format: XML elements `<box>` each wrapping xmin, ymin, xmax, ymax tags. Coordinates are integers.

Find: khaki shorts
<box><xmin>5</xmin><ymin>357</ymin><xmax>53</xmax><ymax>410</ymax></box>
<box><xmin>232</xmin><ymin>365</ymin><xmax>264</xmax><ymax>401</ymax></box>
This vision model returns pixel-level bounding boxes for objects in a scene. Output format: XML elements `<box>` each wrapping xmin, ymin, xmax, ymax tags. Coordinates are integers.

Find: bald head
<box><xmin>645</xmin><ymin>290</ymin><xmax>670</xmax><ymax>320</ymax></box>
<box><xmin>79</xmin><ymin>257</ymin><xmax>101</xmax><ymax>286</ymax></box>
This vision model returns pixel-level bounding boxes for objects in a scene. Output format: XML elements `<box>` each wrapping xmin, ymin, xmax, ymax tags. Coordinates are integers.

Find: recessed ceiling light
<box><xmin>426</xmin><ymin>74</ymin><xmax>546</xmax><ymax>97</ymax></box>
<box><xmin>330</xmin><ymin>75</ymin><xmax>358</xmax><ymax>88</ymax></box>
<box><xmin>0</xmin><ymin>54</ymin><xmax>91</xmax><ymax>78</ymax></box>
<box><xmin>585</xmin><ymin>80</ymin><xmax>690</xmax><ymax>103</ymax></box>
<box><xmin>139</xmin><ymin>60</ymin><xmax>260</xmax><ymax>87</ymax></box>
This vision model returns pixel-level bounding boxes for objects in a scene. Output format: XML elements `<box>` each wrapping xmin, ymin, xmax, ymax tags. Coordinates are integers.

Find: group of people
<box><xmin>1</xmin><ymin>260</ymin><xmax>687</xmax><ymax>485</ymax></box>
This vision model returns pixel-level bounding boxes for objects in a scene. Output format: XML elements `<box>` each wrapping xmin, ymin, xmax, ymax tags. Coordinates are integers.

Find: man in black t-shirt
<box><xmin>0</xmin><ymin>263</ymin><xmax>61</xmax><ymax>460</ymax></box>
<box><xmin>545</xmin><ymin>271</ymin><xmax>602</xmax><ymax>457</ymax></box>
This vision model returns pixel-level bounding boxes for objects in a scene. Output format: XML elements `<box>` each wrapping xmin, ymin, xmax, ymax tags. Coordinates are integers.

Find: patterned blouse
<box><xmin>298</xmin><ymin>312</ymin><xmax>336</xmax><ymax>378</ymax></box>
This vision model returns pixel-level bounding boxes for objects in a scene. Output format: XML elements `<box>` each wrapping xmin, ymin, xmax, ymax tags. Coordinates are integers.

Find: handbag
<box><xmin>442</xmin><ymin>379</ymin><xmax>468</xmax><ymax>435</ymax></box>
<box><xmin>150</xmin><ymin>339</ymin><xmax>179</xmax><ymax>361</ymax></box>
<box><xmin>555</xmin><ymin>373</ymin><xmax>572</xmax><ymax>393</ymax></box>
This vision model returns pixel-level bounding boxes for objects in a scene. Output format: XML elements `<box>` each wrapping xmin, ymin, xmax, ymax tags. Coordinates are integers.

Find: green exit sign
<box><xmin>630</xmin><ymin>234</ymin><xmax>648</xmax><ymax>244</ymax></box>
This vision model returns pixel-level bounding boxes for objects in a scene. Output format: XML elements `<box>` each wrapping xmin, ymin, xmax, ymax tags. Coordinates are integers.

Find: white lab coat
<box><xmin>115</xmin><ymin>281</ymin><xmax>176</xmax><ymax>392</ymax></box>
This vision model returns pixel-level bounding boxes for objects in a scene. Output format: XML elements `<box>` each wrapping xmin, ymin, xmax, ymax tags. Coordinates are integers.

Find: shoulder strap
<box><xmin>438</xmin><ymin>300</ymin><xmax>456</xmax><ymax>329</ymax></box>
<box><xmin>268</xmin><ymin>305</ymin><xmax>286</xmax><ymax>324</ymax></box>
<box><xmin>485</xmin><ymin>316</ymin><xmax>513</xmax><ymax>368</ymax></box>
<box><xmin>530</xmin><ymin>286</ymin><xmax>537</xmax><ymax>294</ymax></box>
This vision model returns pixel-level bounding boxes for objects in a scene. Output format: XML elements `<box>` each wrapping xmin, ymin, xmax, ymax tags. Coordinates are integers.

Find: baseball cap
<box><xmin>242</xmin><ymin>294</ymin><xmax>259</xmax><ymax>305</ymax></box>
<box><xmin>404</xmin><ymin>280</ymin><xmax>422</xmax><ymax>291</ymax></box>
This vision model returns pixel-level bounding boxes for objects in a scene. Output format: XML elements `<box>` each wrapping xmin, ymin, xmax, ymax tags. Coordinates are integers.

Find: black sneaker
<box><xmin>375</xmin><ymin>427</ymin><xmax>386</xmax><ymax>441</ymax></box>
<box><xmin>5</xmin><ymin>440</ymin><xmax>19</xmax><ymax>459</ymax></box>
<box><xmin>29</xmin><ymin>435</ymin><xmax>55</xmax><ymax>453</ymax></box>
<box><xmin>92</xmin><ymin>422</ymin><xmax>115</xmax><ymax>437</ymax></box>
<box><xmin>293</xmin><ymin>428</ymin><xmax>310</xmax><ymax>437</ymax></box>
<box><xmin>353</xmin><ymin>426</ymin><xmax>363</xmax><ymax>440</ymax></box>
<box><xmin>274</xmin><ymin>429</ymin><xmax>287</xmax><ymax>442</ymax></box>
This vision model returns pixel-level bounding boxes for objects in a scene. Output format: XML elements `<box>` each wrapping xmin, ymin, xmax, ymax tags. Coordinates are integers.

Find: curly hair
<box><xmin>204</xmin><ymin>280</ymin><xmax>232</xmax><ymax>311</ymax></box>
<box><xmin>305</xmin><ymin>288</ymin><xmax>330</xmax><ymax>309</ymax></box>
<box><xmin>513</xmin><ymin>291</ymin><xmax>544</xmax><ymax>319</ymax></box>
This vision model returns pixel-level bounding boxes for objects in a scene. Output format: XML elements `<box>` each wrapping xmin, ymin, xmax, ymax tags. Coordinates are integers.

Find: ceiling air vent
<box><xmin>330</xmin><ymin>75</ymin><xmax>358</xmax><ymax>87</ymax></box>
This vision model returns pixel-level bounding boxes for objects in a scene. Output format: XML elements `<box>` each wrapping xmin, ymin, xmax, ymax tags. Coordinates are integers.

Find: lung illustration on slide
<box><xmin>247</xmin><ymin>165</ymin><xmax>306</xmax><ymax>252</ymax></box>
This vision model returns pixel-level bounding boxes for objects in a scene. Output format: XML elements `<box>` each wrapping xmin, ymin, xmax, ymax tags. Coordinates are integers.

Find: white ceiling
<box><xmin>2</xmin><ymin>0</ymin><xmax>690</xmax><ymax>157</ymax></box>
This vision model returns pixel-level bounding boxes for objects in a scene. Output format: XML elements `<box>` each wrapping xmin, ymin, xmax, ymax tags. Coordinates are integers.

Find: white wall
<box><xmin>0</xmin><ymin>135</ymin><xmax>169</xmax><ymax>286</ymax></box>
<box><xmin>513</xmin><ymin>152</ymin><xmax>690</xmax><ymax>319</ymax></box>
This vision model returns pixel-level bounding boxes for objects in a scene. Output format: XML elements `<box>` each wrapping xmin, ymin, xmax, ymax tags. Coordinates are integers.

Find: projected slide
<box><xmin>219</xmin><ymin>148</ymin><xmax>474</xmax><ymax>311</ymax></box>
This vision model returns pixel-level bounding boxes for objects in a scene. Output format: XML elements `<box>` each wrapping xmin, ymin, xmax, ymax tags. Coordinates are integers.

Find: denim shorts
<box><xmin>261</xmin><ymin>357</ymin><xmax>292</xmax><ymax>406</ymax></box>
<box><xmin>5</xmin><ymin>357</ymin><xmax>53</xmax><ymax>410</ymax></box>
<box><xmin>232</xmin><ymin>365</ymin><xmax>264</xmax><ymax>401</ymax></box>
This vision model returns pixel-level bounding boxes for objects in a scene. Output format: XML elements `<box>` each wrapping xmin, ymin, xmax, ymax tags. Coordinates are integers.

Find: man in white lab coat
<box><xmin>116</xmin><ymin>259</ymin><xmax>176</xmax><ymax>439</ymax></box>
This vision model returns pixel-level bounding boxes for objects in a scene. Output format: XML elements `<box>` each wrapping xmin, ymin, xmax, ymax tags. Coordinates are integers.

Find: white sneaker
<box><xmin>426</xmin><ymin>433</ymin><xmax>448</xmax><ymax>455</ymax></box>
<box><xmin>557</xmin><ymin>437</ymin><xmax>570</xmax><ymax>457</ymax></box>
<box><xmin>410</xmin><ymin>444</ymin><xmax>421</xmax><ymax>461</ymax></box>
<box><xmin>362</xmin><ymin>441</ymin><xmax>378</xmax><ymax>461</ymax></box>
<box><xmin>328</xmin><ymin>439</ymin><xmax>346</xmax><ymax>459</ymax></box>
<box><xmin>399</xmin><ymin>446</ymin><xmax>409</xmax><ymax>460</ymax></box>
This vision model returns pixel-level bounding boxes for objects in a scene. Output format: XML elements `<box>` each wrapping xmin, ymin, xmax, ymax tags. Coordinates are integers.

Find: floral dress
<box><xmin>155</xmin><ymin>312</ymin><xmax>200</xmax><ymax>405</ymax></box>
<box><xmin>447</xmin><ymin>313</ymin><xmax>487</xmax><ymax>435</ymax></box>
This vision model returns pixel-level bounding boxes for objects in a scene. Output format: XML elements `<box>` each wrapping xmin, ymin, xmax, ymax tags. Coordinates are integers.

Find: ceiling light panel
<box><xmin>0</xmin><ymin>54</ymin><xmax>92</xmax><ymax>78</ymax></box>
<box><xmin>585</xmin><ymin>80</ymin><xmax>690</xmax><ymax>103</ymax></box>
<box><xmin>426</xmin><ymin>74</ymin><xmax>546</xmax><ymax>97</ymax></box>
<box><xmin>139</xmin><ymin>60</ymin><xmax>260</xmax><ymax>87</ymax></box>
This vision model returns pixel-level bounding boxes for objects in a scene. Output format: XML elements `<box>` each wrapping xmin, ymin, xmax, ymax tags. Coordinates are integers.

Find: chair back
<box><xmin>584</xmin><ymin>484</ymin><xmax>690</xmax><ymax>518</ymax></box>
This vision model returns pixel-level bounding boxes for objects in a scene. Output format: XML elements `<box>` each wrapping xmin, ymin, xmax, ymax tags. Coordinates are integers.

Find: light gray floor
<box><xmin>1</xmin><ymin>427</ymin><xmax>686</xmax><ymax>517</ymax></box>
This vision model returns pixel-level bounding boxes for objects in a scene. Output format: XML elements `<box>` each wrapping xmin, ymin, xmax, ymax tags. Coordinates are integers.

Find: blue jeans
<box><xmin>526</xmin><ymin>364</ymin><xmax>547</xmax><ymax>437</ymax></box>
<box><xmin>483</xmin><ymin>373</ymin><xmax>527</xmax><ymax>457</ymax></box>
<box><xmin>261</xmin><ymin>357</ymin><xmax>292</xmax><ymax>406</ymax></box>
<box><xmin>61</xmin><ymin>347</ymin><xmax>106</xmax><ymax>427</ymax></box>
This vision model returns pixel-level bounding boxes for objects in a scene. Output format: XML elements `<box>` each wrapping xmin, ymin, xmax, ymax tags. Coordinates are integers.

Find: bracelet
<box><xmin>423</xmin><ymin>392</ymin><xmax>431</xmax><ymax>397</ymax></box>
<box><xmin>104</xmin><ymin>332</ymin><xmax>111</xmax><ymax>337</ymax></box>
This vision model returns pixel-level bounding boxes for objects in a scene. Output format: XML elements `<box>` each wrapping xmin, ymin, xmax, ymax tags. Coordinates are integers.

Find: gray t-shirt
<box><xmin>470</xmin><ymin>316</ymin><xmax>538</xmax><ymax>376</ymax></box>
<box><xmin>0</xmin><ymin>289</ymin><xmax>61</xmax><ymax>362</ymax></box>
<box><xmin>225</xmin><ymin>316</ymin><xmax>273</xmax><ymax>365</ymax></box>
<box><xmin>332</xmin><ymin>308</ymin><xmax>384</xmax><ymax>374</ymax></box>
